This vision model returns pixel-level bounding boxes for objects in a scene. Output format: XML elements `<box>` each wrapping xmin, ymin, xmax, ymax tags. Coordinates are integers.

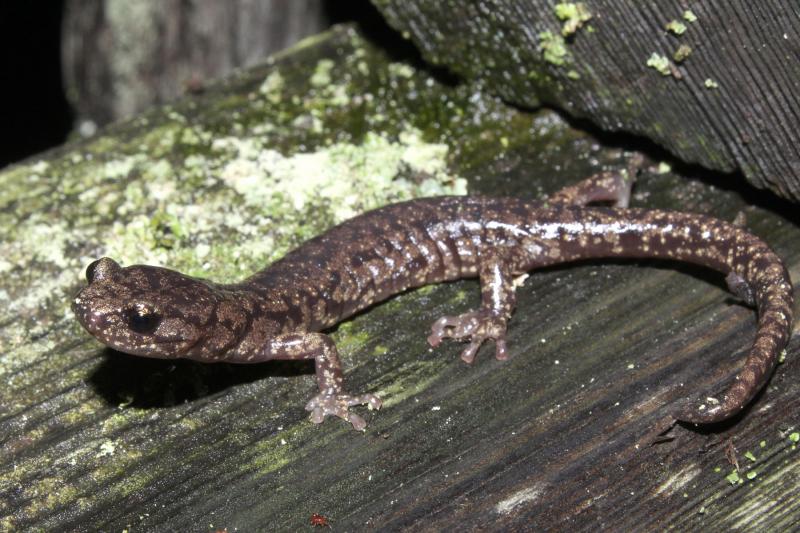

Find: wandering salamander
<box><xmin>73</xmin><ymin>162</ymin><xmax>793</xmax><ymax>431</ymax></box>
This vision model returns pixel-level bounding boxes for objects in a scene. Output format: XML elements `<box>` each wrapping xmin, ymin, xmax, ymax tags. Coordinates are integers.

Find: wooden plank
<box><xmin>375</xmin><ymin>0</ymin><xmax>800</xmax><ymax>201</ymax></box>
<box><xmin>0</xmin><ymin>25</ymin><xmax>798</xmax><ymax>531</ymax></box>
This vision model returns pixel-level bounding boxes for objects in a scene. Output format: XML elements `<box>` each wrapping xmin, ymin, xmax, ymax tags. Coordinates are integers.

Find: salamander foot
<box><xmin>427</xmin><ymin>310</ymin><xmax>508</xmax><ymax>363</ymax></box>
<box><xmin>305</xmin><ymin>392</ymin><xmax>382</xmax><ymax>431</ymax></box>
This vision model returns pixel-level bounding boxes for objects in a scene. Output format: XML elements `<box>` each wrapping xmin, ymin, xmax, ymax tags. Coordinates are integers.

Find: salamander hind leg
<box><xmin>547</xmin><ymin>154</ymin><xmax>643</xmax><ymax>208</ymax></box>
<box><xmin>306</xmin><ymin>391</ymin><xmax>382</xmax><ymax>431</ymax></box>
<box><xmin>260</xmin><ymin>332</ymin><xmax>381</xmax><ymax>430</ymax></box>
<box><xmin>427</xmin><ymin>250</ymin><xmax>515</xmax><ymax>364</ymax></box>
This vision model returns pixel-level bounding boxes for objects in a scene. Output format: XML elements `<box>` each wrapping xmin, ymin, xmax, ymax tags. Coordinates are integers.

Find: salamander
<box><xmin>72</xmin><ymin>161</ymin><xmax>794</xmax><ymax>431</ymax></box>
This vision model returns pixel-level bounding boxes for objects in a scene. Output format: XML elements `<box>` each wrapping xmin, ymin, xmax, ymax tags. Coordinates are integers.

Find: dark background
<box><xmin>0</xmin><ymin>3</ymin><xmax>71</xmax><ymax>168</ymax></box>
<box><xmin>0</xmin><ymin>0</ymin><xmax>392</xmax><ymax>169</ymax></box>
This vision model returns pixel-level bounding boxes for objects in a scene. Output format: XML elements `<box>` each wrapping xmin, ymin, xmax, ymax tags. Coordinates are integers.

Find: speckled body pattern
<box><xmin>73</xmin><ymin>164</ymin><xmax>794</xmax><ymax>430</ymax></box>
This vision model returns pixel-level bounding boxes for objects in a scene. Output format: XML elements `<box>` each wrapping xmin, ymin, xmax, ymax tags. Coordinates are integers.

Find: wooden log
<box><xmin>374</xmin><ymin>0</ymin><xmax>800</xmax><ymax>202</ymax></box>
<box><xmin>0</xmin><ymin>25</ymin><xmax>798</xmax><ymax>530</ymax></box>
<box><xmin>62</xmin><ymin>0</ymin><xmax>327</xmax><ymax>127</ymax></box>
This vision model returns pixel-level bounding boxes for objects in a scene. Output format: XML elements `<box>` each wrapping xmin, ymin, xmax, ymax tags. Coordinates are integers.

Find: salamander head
<box><xmin>72</xmin><ymin>257</ymin><xmax>219</xmax><ymax>358</ymax></box>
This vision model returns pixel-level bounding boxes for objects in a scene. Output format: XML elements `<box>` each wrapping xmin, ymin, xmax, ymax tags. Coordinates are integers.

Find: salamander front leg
<box><xmin>260</xmin><ymin>333</ymin><xmax>381</xmax><ymax>430</ymax></box>
<box><xmin>427</xmin><ymin>251</ymin><xmax>516</xmax><ymax>364</ymax></box>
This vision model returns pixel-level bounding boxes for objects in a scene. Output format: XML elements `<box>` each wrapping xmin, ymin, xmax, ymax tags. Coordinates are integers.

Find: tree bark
<box><xmin>62</xmin><ymin>0</ymin><xmax>327</xmax><ymax>127</ymax></box>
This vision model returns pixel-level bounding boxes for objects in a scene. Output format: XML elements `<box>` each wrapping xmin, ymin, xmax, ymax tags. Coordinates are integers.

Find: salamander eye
<box><xmin>126</xmin><ymin>304</ymin><xmax>161</xmax><ymax>335</ymax></box>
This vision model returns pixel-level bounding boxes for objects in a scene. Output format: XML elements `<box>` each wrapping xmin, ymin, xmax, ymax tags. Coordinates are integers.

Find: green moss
<box><xmin>646</xmin><ymin>53</ymin><xmax>672</xmax><ymax>76</ymax></box>
<box><xmin>665</xmin><ymin>20</ymin><xmax>687</xmax><ymax>35</ymax></box>
<box><xmin>683</xmin><ymin>10</ymin><xmax>698</xmax><ymax>23</ymax></box>
<box><xmin>554</xmin><ymin>2</ymin><xmax>592</xmax><ymax>36</ymax></box>
<box><xmin>332</xmin><ymin>320</ymin><xmax>373</xmax><ymax>356</ymax></box>
<box><xmin>375</xmin><ymin>359</ymin><xmax>451</xmax><ymax>408</ymax></box>
<box><xmin>725</xmin><ymin>470</ymin><xmax>743</xmax><ymax>485</ymax></box>
<box><xmin>310</xmin><ymin>58</ymin><xmax>336</xmax><ymax>87</ymax></box>
<box><xmin>373</xmin><ymin>345</ymin><xmax>389</xmax><ymax>356</ymax></box>
<box><xmin>673</xmin><ymin>44</ymin><xmax>692</xmax><ymax>63</ymax></box>
<box><xmin>704</xmin><ymin>78</ymin><xmax>719</xmax><ymax>89</ymax></box>
<box><xmin>387</xmin><ymin>63</ymin><xmax>415</xmax><ymax>79</ymax></box>
<box><xmin>259</xmin><ymin>71</ymin><xmax>285</xmax><ymax>104</ymax></box>
<box><xmin>245</xmin><ymin>424</ymin><xmax>311</xmax><ymax>475</ymax></box>
<box><xmin>539</xmin><ymin>31</ymin><xmax>570</xmax><ymax>66</ymax></box>
<box><xmin>96</xmin><ymin>440</ymin><xmax>117</xmax><ymax>457</ymax></box>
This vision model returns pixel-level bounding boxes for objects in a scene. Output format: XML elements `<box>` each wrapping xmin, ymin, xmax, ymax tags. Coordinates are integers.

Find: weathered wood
<box><xmin>373</xmin><ymin>0</ymin><xmax>800</xmax><ymax>202</ymax></box>
<box><xmin>1</xmin><ymin>25</ymin><xmax>798</xmax><ymax>531</ymax></box>
<box><xmin>62</xmin><ymin>0</ymin><xmax>327</xmax><ymax>127</ymax></box>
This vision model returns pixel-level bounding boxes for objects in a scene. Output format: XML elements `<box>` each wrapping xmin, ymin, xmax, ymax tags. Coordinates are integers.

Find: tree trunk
<box><xmin>62</xmin><ymin>0</ymin><xmax>327</xmax><ymax>128</ymax></box>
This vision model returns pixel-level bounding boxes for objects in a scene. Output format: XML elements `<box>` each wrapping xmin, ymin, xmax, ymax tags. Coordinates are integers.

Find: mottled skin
<box><xmin>73</xmin><ymin>163</ymin><xmax>793</xmax><ymax>430</ymax></box>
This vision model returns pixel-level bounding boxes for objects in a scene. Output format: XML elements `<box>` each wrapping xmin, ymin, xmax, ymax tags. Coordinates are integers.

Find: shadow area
<box><xmin>87</xmin><ymin>348</ymin><xmax>313</xmax><ymax>408</ymax></box>
<box><xmin>325</xmin><ymin>0</ymin><xmax>461</xmax><ymax>87</ymax></box>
